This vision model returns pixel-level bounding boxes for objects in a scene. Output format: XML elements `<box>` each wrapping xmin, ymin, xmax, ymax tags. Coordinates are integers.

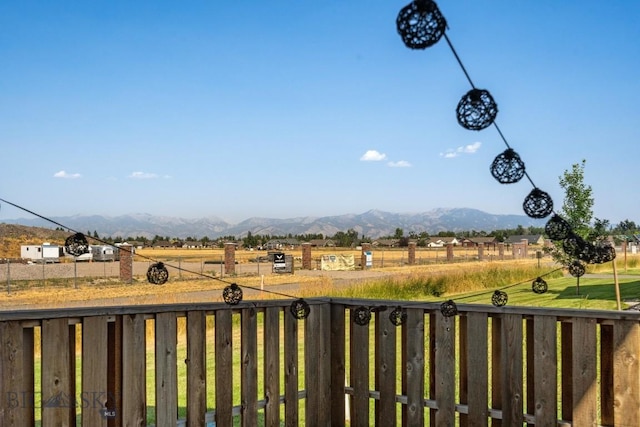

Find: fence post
<box><xmin>521</xmin><ymin>239</ymin><xmax>529</xmax><ymax>258</ymax></box>
<box><xmin>224</xmin><ymin>243</ymin><xmax>236</xmax><ymax>276</ymax></box>
<box><xmin>302</xmin><ymin>243</ymin><xmax>312</xmax><ymax>270</ymax></box>
<box><xmin>119</xmin><ymin>244</ymin><xmax>133</xmax><ymax>284</ymax></box>
<box><xmin>408</xmin><ymin>242</ymin><xmax>416</xmax><ymax>265</ymax></box>
<box><xmin>446</xmin><ymin>243</ymin><xmax>454</xmax><ymax>262</ymax></box>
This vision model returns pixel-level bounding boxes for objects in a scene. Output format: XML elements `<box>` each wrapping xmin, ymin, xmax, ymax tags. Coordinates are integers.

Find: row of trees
<box><xmin>91</xmin><ymin>226</ymin><xmax>555</xmax><ymax>249</ymax></box>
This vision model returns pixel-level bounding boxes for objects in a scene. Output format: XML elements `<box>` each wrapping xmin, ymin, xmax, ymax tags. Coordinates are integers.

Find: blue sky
<box><xmin>1</xmin><ymin>1</ymin><xmax>639</xmax><ymax>225</ymax></box>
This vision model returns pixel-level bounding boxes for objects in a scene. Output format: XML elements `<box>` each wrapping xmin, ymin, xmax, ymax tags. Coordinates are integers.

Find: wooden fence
<box><xmin>0</xmin><ymin>299</ymin><xmax>639</xmax><ymax>426</ymax></box>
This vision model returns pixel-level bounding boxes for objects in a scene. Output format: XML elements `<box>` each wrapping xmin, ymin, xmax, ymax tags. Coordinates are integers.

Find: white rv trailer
<box><xmin>64</xmin><ymin>250</ymin><xmax>93</xmax><ymax>262</ymax></box>
<box><xmin>90</xmin><ymin>245</ymin><xmax>118</xmax><ymax>262</ymax></box>
<box><xmin>20</xmin><ymin>243</ymin><xmax>62</xmax><ymax>263</ymax></box>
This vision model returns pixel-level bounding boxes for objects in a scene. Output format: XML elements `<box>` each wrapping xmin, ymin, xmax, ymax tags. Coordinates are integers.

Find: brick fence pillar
<box><xmin>513</xmin><ymin>242</ymin><xmax>525</xmax><ymax>259</ymax></box>
<box><xmin>361</xmin><ymin>243</ymin><xmax>372</xmax><ymax>269</ymax></box>
<box><xmin>478</xmin><ymin>244</ymin><xmax>484</xmax><ymax>261</ymax></box>
<box><xmin>224</xmin><ymin>243</ymin><xmax>236</xmax><ymax>275</ymax></box>
<box><xmin>446</xmin><ymin>243</ymin><xmax>454</xmax><ymax>262</ymax></box>
<box><xmin>521</xmin><ymin>239</ymin><xmax>529</xmax><ymax>258</ymax></box>
<box><xmin>408</xmin><ymin>242</ymin><xmax>416</xmax><ymax>265</ymax></box>
<box><xmin>119</xmin><ymin>244</ymin><xmax>133</xmax><ymax>284</ymax></box>
<box><xmin>301</xmin><ymin>243</ymin><xmax>312</xmax><ymax>270</ymax></box>
<box><xmin>498</xmin><ymin>242</ymin><xmax>505</xmax><ymax>260</ymax></box>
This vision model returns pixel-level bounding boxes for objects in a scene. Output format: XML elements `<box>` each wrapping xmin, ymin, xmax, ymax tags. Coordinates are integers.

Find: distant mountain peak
<box><xmin>2</xmin><ymin>208</ymin><xmax>545</xmax><ymax>239</ymax></box>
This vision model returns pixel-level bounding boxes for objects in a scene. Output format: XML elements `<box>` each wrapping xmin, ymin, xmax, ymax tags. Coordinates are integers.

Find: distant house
<box><xmin>183</xmin><ymin>240</ymin><xmax>203</xmax><ymax>249</ymax></box>
<box><xmin>504</xmin><ymin>235</ymin><xmax>545</xmax><ymax>246</ymax></box>
<box><xmin>264</xmin><ymin>238</ymin><xmax>301</xmax><ymax>250</ymax></box>
<box><xmin>426</xmin><ymin>237</ymin><xmax>460</xmax><ymax>248</ymax></box>
<box><xmin>371</xmin><ymin>239</ymin><xmax>400</xmax><ymax>248</ymax></box>
<box><xmin>462</xmin><ymin>236</ymin><xmax>498</xmax><ymax>249</ymax></box>
<box><xmin>124</xmin><ymin>241</ymin><xmax>145</xmax><ymax>250</ymax></box>
<box><xmin>308</xmin><ymin>239</ymin><xmax>336</xmax><ymax>247</ymax></box>
<box><xmin>154</xmin><ymin>240</ymin><xmax>173</xmax><ymax>248</ymax></box>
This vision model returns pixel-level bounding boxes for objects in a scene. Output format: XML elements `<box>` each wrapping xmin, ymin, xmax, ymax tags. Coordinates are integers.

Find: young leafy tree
<box><xmin>548</xmin><ymin>159</ymin><xmax>609</xmax><ymax>265</ymax></box>
<box><xmin>558</xmin><ymin>159</ymin><xmax>593</xmax><ymax>239</ymax></box>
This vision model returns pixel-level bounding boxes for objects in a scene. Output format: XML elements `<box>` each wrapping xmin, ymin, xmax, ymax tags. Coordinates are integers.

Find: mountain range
<box><xmin>1</xmin><ymin>208</ymin><xmax>545</xmax><ymax>240</ymax></box>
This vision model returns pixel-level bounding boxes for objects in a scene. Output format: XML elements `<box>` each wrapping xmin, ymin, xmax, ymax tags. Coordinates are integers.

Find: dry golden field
<box><xmin>0</xmin><ymin>242</ymin><xmax>547</xmax><ymax>310</ymax></box>
<box><xmin>134</xmin><ymin>245</ymin><xmax>526</xmax><ymax>264</ymax></box>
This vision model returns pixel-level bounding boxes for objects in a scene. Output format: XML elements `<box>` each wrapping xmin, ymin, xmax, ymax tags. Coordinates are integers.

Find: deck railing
<box><xmin>1</xmin><ymin>299</ymin><xmax>639</xmax><ymax>426</ymax></box>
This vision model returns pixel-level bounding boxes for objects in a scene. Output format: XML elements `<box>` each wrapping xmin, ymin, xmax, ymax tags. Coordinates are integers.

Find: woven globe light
<box><xmin>563</xmin><ymin>234</ymin><xmax>589</xmax><ymax>259</ymax></box>
<box><xmin>147</xmin><ymin>262</ymin><xmax>169</xmax><ymax>285</ymax></box>
<box><xmin>65</xmin><ymin>232</ymin><xmax>89</xmax><ymax>257</ymax></box>
<box><xmin>568</xmin><ymin>261</ymin><xmax>586</xmax><ymax>278</ymax></box>
<box><xmin>584</xmin><ymin>243</ymin><xmax>616</xmax><ymax>264</ymax></box>
<box><xmin>222</xmin><ymin>283</ymin><xmax>243</xmax><ymax>305</ymax></box>
<box><xmin>440</xmin><ymin>299</ymin><xmax>458</xmax><ymax>317</ymax></box>
<box><xmin>545</xmin><ymin>214</ymin><xmax>572</xmax><ymax>241</ymax></box>
<box><xmin>523</xmin><ymin>188</ymin><xmax>553</xmax><ymax>219</ymax></box>
<box><xmin>491</xmin><ymin>290</ymin><xmax>508</xmax><ymax>307</ymax></box>
<box><xmin>456</xmin><ymin>88</ymin><xmax>498</xmax><ymax>131</ymax></box>
<box><xmin>290</xmin><ymin>299</ymin><xmax>310</xmax><ymax>320</ymax></box>
<box><xmin>490</xmin><ymin>148</ymin><xmax>525</xmax><ymax>184</ymax></box>
<box><xmin>594</xmin><ymin>244</ymin><xmax>616</xmax><ymax>264</ymax></box>
<box><xmin>389</xmin><ymin>306</ymin><xmax>407</xmax><ymax>326</ymax></box>
<box><xmin>396</xmin><ymin>0</ymin><xmax>447</xmax><ymax>50</ymax></box>
<box><xmin>532</xmin><ymin>277</ymin><xmax>548</xmax><ymax>294</ymax></box>
<box><xmin>353</xmin><ymin>306</ymin><xmax>372</xmax><ymax>326</ymax></box>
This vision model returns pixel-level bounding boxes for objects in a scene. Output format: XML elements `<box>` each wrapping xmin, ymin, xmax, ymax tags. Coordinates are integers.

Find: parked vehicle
<box><xmin>20</xmin><ymin>243</ymin><xmax>62</xmax><ymax>263</ymax></box>
<box><xmin>90</xmin><ymin>245</ymin><xmax>119</xmax><ymax>262</ymax></box>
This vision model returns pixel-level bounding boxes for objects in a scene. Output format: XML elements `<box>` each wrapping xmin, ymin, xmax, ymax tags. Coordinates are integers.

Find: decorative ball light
<box><xmin>490</xmin><ymin>148</ymin><xmax>526</xmax><ymax>184</ymax></box>
<box><xmin>290</xmin><ymin>298</ymin><xmax>311</xmax><ymax>320</ymax></box>
<box><xmin>523</xmin><ymin>188</ymin><xmax>554</xmax><ymax>219</ymax></box>
<box><xmin>396</xmin><ymin>0</ymin><xmax>447</xmax><ymax>50</ymax></box>
<box><xmin>353</xmin><ymin>306</ymin><xmax>372</xmax><ymax>326</ymax></box>
<box><xmin>545</xmin><ymin>214</ymin><xmax>572</xmax><ymax>241</ymax></box>
<box><xmin>147</xmin><ymin>262</ymin><xmax>169</xmax><ymax>285</ymax></box>
<box><xmin>562</xmin><ymin>233</ymin><xmax>588</xmax><ymax>258</ymax></box>
<box><xmin>531</xmin><ymin>277</ymin><xmax>548</xmax><ymax>294</ymax></box>
<box><xmin>568</xmin><ymin>261</ymin><xmax>586</xmax><ymax>278</ymax></box>
<box><xmin>440</xmin><ymin>299</ymin><xmax>458</xmax><ymax>317</ymax></box>
<box><xmin>491</xmin><ymin>290</ymin><xmax>508</xmax><ymax>307</ymax></box>
<box><xmin>456</xmin><ymin>88</ymin><xmax>498</xmax><ymax>131</ymax></box>
<box><xmin>222</xmin><ymin>283</ymin><xmax>243</xmax><ymax>305</ymax></box>
<box><xmin>594</xmin><ymin>244</ymin><xmax>616</xmax><ymax>264</ymax></box>
<box><xmin>563</xmin><ymin>234</ymin><xmax>603</xmax><ymax>264</ymax></box>
<box><xmin>579</xmin><ymin>243</ymin><xmax>599</xmax><ymax>264</ymax></box>
<box><xmin>65</xmin><ymin>232</ymin><xmax>89</xmax><ymax>257</ymax></box>
<box><xmin>389</xmin><ymin>306</ymin><xmax>407</xmax><ymax>326</ymax></box>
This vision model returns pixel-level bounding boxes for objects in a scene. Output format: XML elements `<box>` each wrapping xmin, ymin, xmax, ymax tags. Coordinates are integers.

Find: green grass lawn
<box><xmin>450</xmin><ymin>275</ymin><xmax>640</xmax><ymax>310</ymax></box>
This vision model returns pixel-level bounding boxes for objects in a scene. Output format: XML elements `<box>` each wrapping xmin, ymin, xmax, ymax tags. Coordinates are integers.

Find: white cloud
<box><xmin>388</xmin><ymin>160</ymin><xmax>412</xmax><ymax>168</ymax></box>
<box><xmin>129</xmin><ymin>171</ymin><xmax>159</xmax><ymax>179</ymax></box>
<box><xmin>360</xmin><ymin>150</ymin><xmax>387</xmax><ymax>161</ymax></box>
<box><xmin>53</xmin><ymin>170</ymin><xmax>81</xmax><ymax>179</ymax></box>
<box><xmin>461</xmin><ymin>142</ymin><xmax>482</xmax><ymax>153</ymax></box>
<box><xmin>440</xmin><ymin>141</ymin><xmax>482</xmax><ymax>158</ymax></box>
<box><xmin>441</xmin><ymin>151</ymin><xmax>459</xmax><ymax>158</ymax></box>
